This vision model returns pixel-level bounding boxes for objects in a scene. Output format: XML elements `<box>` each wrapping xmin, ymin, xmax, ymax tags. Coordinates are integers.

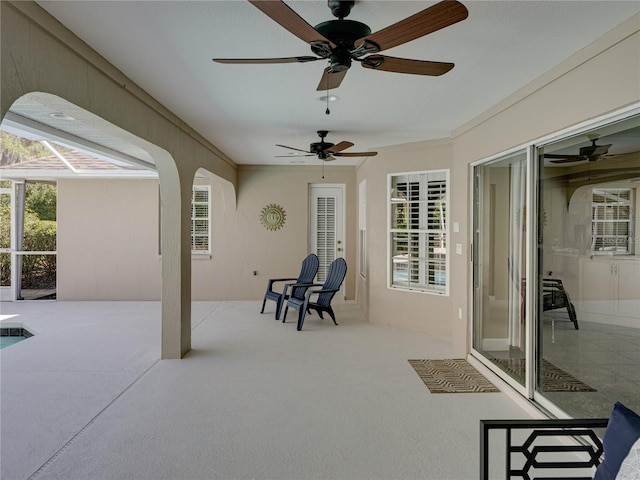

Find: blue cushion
<box><xmin>594</xmin><ymin>402</ymin><xmax>640</xmax><ymax>480</ymax></box>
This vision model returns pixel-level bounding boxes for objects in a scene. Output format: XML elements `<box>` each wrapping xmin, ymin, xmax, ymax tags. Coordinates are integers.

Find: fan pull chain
<box><xmin>325</xmin><ymin>69</ymin><xmax>330</xmax><ymax>115</ymax></box>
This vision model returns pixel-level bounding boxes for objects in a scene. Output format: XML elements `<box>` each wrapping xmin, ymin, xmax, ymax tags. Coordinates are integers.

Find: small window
<box><xmin>591</xmin><ymin>188</ymin><xmax>634</xmax><ymax>255</ymax></box>
<box><xmin>191</xmin><ymin>185</ymin><xmax>210</xmax><ymax>254</ymax></box>
<box><xmin>389</xmin><ymin>170</ymin><xmax>448</xmax><ymax>294</ymax></box>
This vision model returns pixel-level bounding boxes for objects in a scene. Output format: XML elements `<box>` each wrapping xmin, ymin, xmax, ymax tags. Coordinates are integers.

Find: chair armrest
<box><xmin>289</xmin><ymin>282</ymin><xmax>323</xmax><ymax>288</ymax></box>
<box><xmin>266</xmin><ymin>277</ymin><xmax>299</xmax><ymax>290</ymax></box>
<box><xmin>268</xmin><ymin>277</ymin><xmax>298</xmax><ymax>284</ymax></box>
<box><xmin>304</xmin><ymin>287</ymin><xmax>339</xmax><ymax>301</ymax></box>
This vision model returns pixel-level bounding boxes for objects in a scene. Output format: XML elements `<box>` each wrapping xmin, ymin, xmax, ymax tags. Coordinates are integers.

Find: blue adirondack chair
<box><xmin>282</xmin><ymin>257</ymin><xmax>347</xmax><ymax>331</ymax></box>
<box><xmin>260</xmin><ymin>254</ymin><xmax>319</xmax><ymax>320</ymax></box>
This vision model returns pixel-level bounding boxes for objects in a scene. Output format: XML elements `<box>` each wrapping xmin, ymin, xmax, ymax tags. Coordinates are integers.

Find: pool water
<box><xmin>0</xmin><ymin>327</ymin><xmax>34</xmax><ymax>349</ymax></box>
<box><xmin>0</xmin><ymin>336</ymin><xmax>28</xmax><ymax>349</ymax></box>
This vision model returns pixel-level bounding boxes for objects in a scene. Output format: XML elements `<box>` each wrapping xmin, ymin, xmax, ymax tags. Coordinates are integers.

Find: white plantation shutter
<box><xmin>389</xmin><ymin>170</ymin><xmax>448</xmax><ymax>293</ymax></box>
<box><xmin>191</xmin><ymin>186</ymin><xmax>210</xmax><ymax>254</ymax></box>
<box><xmin>316</xmin><ymin>196</ymin><xmax>337</xmax><ymax>282</ymax></box>
<box><xmin>592</xmin><ymin>188</ymin><xmax>633</xmax><ymax>254</ymax></box>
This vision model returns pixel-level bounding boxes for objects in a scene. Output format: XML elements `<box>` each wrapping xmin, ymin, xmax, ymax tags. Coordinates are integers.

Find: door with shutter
<box><xmin>309</xmin><ymin>184</ymin><xmax>344</xmax><ymax>284</ymax></box>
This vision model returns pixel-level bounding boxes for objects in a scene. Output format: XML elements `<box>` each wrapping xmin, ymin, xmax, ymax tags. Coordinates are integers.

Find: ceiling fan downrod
<box><xmin>327</xmin><ymin>0</ymin><xmax>354</xmax><ymax>19</ymax></box>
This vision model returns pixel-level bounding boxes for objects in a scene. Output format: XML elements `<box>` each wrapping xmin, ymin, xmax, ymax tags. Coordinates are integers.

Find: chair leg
<box><xmin>326</xmin><ymin>307</ymin><xmax>338</xmax><ymax>326</ymax></box>
<box><xmin>567</xmin><ymin>303</ymin><xmax>579</xmax><ymax>330</ymax></box>
<box><xmin>296</xmin><ymin>307</ymin><xmax>307</xmax><ymax>331</ymax></box>
<box><xmin>260</xmin><ymin>297</ymin><xmax>267</xmax><ymax>314</ymax></box>
<box><xmin>275</xmin><ymin>297</ymin><xmax>283</xmax><ymax>320</ymax></box>
<box><xmin>282</xmin><ymin>305</ymin><xmax>289</xmax><ymax>323</ymax></box>
<box><xmin>297</xmin><ymin>297</ymin><xmax>311</xmax><ymax>331</ymax></box>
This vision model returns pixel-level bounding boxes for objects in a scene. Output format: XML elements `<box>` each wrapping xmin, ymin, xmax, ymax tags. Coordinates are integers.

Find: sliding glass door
<box><xmin>472</xmin><ymin>109</ymin><xmax>640</xmax><ymax>419</ymax></box>
<box><xmin>536</xmin><ymin>115</ymin><xmax>640</xmax><ymax>418</ymax></box>
<box><xmin>472</xmin><ymin>150</ymin><xmax>529</xmax><ymax>390</ymax></box>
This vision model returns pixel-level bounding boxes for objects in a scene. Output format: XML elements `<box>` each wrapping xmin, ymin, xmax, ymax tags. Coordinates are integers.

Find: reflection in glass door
<box><xmin>536</xmin><ymin>115</ymin><xmax>640</xmax><ymax>418</ymax></box>
<box><xmin>473</xmin><ymin>150</ymin><xmax>528</xmax><ymax>388</ymax></box>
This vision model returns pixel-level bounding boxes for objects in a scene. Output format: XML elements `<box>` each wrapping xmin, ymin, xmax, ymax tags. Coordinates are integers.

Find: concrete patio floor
<box><xmin>1</xmin><ymin>300</ymin><xmax>535</xmax><ymax>480</ymax></box>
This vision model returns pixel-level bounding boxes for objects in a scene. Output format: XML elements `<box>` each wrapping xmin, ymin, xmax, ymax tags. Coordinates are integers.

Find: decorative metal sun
<box><xmin>259</xmin><ymin>204</ymin><xmax>286</xmax><ymax>231</ymax></box>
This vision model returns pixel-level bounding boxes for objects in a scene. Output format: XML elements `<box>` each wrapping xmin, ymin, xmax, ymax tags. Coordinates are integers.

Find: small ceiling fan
<box><xmin>276</xmin><ymin>130</ymin><xmax>378</xmax><ymax>161</ymax></box>
<box><xmin>544</xmin><ymin>138</ymin><xmax>613</xmax><ymax>164</ymax></box>
<box><xmin>213</xmin><ymin>0</ymin><xmax>469</xmax><ymax>91</ymax></box>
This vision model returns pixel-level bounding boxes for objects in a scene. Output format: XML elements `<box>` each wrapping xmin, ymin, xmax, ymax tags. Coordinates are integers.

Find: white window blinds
<box><xmin>389</xmin><ymin>170</ymin><xmax>448</xmax><ymax>293</ymax></box>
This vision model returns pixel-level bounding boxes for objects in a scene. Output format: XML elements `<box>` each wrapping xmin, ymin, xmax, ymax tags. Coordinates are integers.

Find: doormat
<box><xmin>408</xmin><ymin>359</ymin><xmax>499</xmax><ymax>394</ymax></box>
<box><xmin>492</xmin><ymin>358</ymin><xmax>596</xmax><ymax>392</ymax></box>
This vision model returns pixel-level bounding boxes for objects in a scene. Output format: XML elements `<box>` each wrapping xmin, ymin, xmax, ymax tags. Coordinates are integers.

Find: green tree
<box><xmin>26</xmin><ymin>183</ymin><xmax>57</xmax><ymax>221</ymax></box>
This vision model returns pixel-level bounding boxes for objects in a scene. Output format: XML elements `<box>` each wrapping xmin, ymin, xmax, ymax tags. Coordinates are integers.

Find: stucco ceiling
<box><xmin>25</xmin><ymin>1</ymin><xmax>640</xmax><ymax>167</ymax></box>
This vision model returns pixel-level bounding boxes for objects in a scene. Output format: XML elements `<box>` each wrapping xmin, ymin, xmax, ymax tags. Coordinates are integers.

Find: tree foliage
<box><xmin>1</xmin><ymin>132</ymin><xmax>50</xmax><ymax>165</ymax></box>
<box><xmin>0</xmin><ymin>182</ymin><xmax>57</xmax><ymax>289</ymax></box>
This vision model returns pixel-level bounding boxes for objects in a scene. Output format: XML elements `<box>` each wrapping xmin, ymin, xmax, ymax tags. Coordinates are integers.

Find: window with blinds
<box><xmin>592</xmin><ymin>188</ymin><xmax>633</xmax><ymax>255</ymax></box>
<box><xmin>389</xmin><ymin>170</ymin><xmax>448</xmax><ymax>293</ymax></box>
<box><xmin>191</xmin><ymin>185</ymin><xmax>210</xmax><ymax>254</ymax></box>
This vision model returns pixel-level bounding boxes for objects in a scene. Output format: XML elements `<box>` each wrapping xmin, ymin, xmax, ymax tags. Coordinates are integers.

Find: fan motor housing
<box><xmin>310</xmin><ymin>141</ymin><xmax>334</xmax><ymax>154</ymax></box>
<box><xmin>313</xmin><ymin>20</ymin><xmax>372</xmax><ymax>71</ymax></box>
<box><xmin>314</xmin><ymin>20</ymin><xmax>371</xmax><ymax>47</ymax></box>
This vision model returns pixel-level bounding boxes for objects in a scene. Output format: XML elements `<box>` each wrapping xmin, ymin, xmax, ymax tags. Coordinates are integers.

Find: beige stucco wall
<box><xmin>57</xmin><ymin>179</ymin><xmax>162</xmax><ymax>300</ymax></box>
<box><xmin>193</xmin><ymin>165</ymin><xmax>357</xmax><ymax>301</ymax></box>
<box><xmin>57</xmin><ymin>166</ymin><xmax>357</xmax><ymax>302</ymax></box>
<box><xmin>357</xmin><ymin>138</ymin><xmax>454</xmax><ymax>341</ymax></box>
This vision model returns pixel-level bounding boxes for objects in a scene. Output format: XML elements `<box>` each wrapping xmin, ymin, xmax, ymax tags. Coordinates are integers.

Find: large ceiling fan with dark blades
<box><xmin>544</xmin><ymin>138</ymin><xmax>613</xmax><ymax>164</ymax></box>
<box><xmin>213</xmin><ymin>0</ymin><xmax>469</xmax><ymax>91</ymax></box>
<box><xmin>276</xmin><ymin>130</ymin><xmax>378</xmax><ymax>161</ymax></box>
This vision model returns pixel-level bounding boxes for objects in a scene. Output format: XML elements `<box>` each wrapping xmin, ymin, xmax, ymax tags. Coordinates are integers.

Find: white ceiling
<box><xmin>33</xmin><ymin>0</ymin><xmax>640</xmax><ymax>167</ymax></box>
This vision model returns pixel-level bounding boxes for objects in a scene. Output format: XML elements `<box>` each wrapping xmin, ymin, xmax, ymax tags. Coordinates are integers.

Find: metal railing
<box><xmin>480</xmin><ymin>418</ymin><xmax>609</xmax><ymax>479</ymax></box>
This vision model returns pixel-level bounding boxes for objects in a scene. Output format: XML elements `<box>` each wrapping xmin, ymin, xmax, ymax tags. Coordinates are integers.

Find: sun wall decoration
<box><xmin>260</xmin><ymin>204</ymin><xmax>286</xmax><ymax>231</ymax></box>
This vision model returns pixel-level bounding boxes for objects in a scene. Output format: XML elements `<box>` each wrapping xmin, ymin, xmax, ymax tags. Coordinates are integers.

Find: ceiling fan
<box><xmin>276</xmin><ymin>130</ymin><xmax>378</xmax><ymax>161</ymax></box>
<box><xmin>544</xmin><ymin>138</ymin><xmax>613</xmax><ymax>164</ymax></box>
<box><xmin>212</xmin><ymin>0</ymin><xmax>469</xmax><ymax>91</ymax></box>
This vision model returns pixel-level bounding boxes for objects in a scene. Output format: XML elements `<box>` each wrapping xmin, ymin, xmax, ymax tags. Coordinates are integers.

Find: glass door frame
<box><xmin>469</xmin><ymin>144</ymin><xmax>536</xmax><ymax>400</ymax></box>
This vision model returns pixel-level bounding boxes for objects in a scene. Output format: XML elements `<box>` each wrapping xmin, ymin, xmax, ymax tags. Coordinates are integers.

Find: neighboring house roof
<box><xmin>0</xmin><ymin>148</ymin><xmax>157</xmax><ymax>179</ymax></box>
<box><xmin>1</xmin><ymin>150</ymin><xmax>139</xmax><ymax>170</ymax></box>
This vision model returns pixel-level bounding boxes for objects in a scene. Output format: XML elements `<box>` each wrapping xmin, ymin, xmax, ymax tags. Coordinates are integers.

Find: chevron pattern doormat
<box><xmin>409</xmin><ymin>359</ymin><xmax>499</xmax><ymax>394</ymax></box>
<box><xmin>492</xmin><ymin>358</ymin><xmax>596</xmax><ymax>392</ymax></box>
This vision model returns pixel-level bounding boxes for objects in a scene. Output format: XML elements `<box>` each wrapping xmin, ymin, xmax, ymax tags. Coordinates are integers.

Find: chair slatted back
<box><xmin>291</xmin><ymin>254</ymin><xmax>319</xmax><ymax>299</ymax></box>
<box><xmin>315</xmin><ymin>258</ymin><xmax>347</xmax><ymax>307</ymax></box>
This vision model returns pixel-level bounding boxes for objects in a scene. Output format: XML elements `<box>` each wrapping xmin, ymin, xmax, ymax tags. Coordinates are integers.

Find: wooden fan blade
<box><xmin>249</xmin><ymin>0</ymin><xmax>335</xmax><ymax>47</ymax></box>
<box><xmin>590</xmin><ymin>145</ymin><xmax>612</xmax><ymax>157</ymax></box>
<box><xmin>276</xmin><ymin>144</ymin><xmax>312</xmax><ymax>153</ymax></box>
<box><xmin>333</xmin><ymin>151</ymin><xmax>378</xmax><ymax>157</ymax></box>
<box><xmin>356</xmin><ymin>0</ymin><xmax>468</xmax><ymax>52</ymax></box>
<box><xmin>545</xmin><ymin>154</ymin><xmax>585</xmax><ymax>164</ymax></box>
<box><xmin>316</xmin><ymin>68</ymin><xmax>348</xmax><ymax>91</ymax></box>
<box><xmin>275</xmin><ymin>154</ymin><xmax>314</xmax><ymax>157</ymax></box>
<box><xmin>213</xmin><ymin>56</ymin><xmax>321</xmax><ymax>64</ymax></box>
<box><xmin>361</xmin><ymin>55</ymin><xmax>454</xmax><ymax>76</ymax></box>
<box><xmin>325</xmin><ymin>141</ymin><xmax>354</xmax><ymax>154</ymax></box>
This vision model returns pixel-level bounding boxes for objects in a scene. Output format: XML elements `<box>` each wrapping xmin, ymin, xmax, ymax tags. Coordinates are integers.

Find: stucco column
<box><xmin>157</xmin><ymin>156</ymin><xmax>193</xmax><ymax>359</ymax></box>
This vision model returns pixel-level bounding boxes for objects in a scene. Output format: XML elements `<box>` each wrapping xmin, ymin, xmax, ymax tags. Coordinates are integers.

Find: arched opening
<box><xmin>1</xmin><ymin>92</ymin><xmax>195</xmax><ymax>358</ymax></box>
